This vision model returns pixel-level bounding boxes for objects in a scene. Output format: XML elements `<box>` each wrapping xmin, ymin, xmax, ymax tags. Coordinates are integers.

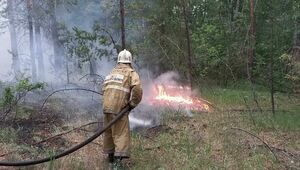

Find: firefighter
<box><xmin>102</xmin><ymin>49</ymin><xmax>143</xmax><ymax>166</ymax></box>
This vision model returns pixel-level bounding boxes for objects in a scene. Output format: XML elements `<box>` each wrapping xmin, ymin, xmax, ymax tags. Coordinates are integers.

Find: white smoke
<box><xmin>152</xmin><ymin>71</ymin><xmax>180</xmax><ymax>86</ymax></box>
<box><xmin>0</xmin><ymin>1</ymin><xmax>193</xmax><ymax>129</ymax></box>
<box><xmin>129</xmin><ymin>114</ymin><xmax>152</xmax><ymax>129</ymax></box>
<box><xmin>0</xmin><ymin>27</ymin><xmax>13</xmax><ymax>81</ymax></box>
<box><xmin>129</xmin><ymin>71</ymin><xmax>196</xmax><ymax>128</ymax></box>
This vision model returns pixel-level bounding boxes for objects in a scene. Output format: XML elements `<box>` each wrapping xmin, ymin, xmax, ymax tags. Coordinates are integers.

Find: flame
<box><xmin>152</xmin><ymin>85</ymin><xmax>210</xmax><ymax>112</ymax></box>
<box><xmin>155</xmin><ymin>85</ymin><xmax>193</xmax><ymax>104</ymax></box>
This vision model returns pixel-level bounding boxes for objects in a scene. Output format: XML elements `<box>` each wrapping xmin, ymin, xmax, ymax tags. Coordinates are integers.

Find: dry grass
<box><xmin>1</xmin><ymin>112</ymin><xmax>299</xmax><ymax>170</ymax></box>
<box><xmin>0</xmin><ymin>87</ymin><xmax>299</xmax><ymax>169</ymax></box>
<box><xmin>130</xmin><ymin>108</ymin><xmax>299</xmax><ymax>170</ymax></box>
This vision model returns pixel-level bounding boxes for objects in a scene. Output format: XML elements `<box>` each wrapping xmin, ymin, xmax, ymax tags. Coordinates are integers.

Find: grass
<box><xmin>0</xmin><ymin>85</ymin><xmax>299</xmax><ymax>169</ymax></box>
<box><xmin>129</xmin><ymin>85</ymin><xmax>300</xmax><ymax>170</ymax></box>
<box><xmin>254</xmin><ymin>108</ymin><xmax>300</xmax><ymax>131</ymax></box>
<box><xmin>132</xmin><ymin>126</ymin><xmax>219</xmax><ymax>169</ymax></box>
<box><xmin>0</xmin><ymin>127</ymin><xmax>17</xmax><ymax>144</ymax></box>
<box><xmin>201</xmin><ymin>85</ymin><xmax>300</xmax><ymax>130</ymax></box>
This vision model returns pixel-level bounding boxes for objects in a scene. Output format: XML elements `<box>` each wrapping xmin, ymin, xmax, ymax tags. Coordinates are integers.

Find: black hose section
<box><xmin>0</xmin><ymin>105</ymin><xmax>130</xmax><ymax>167</ymax></box>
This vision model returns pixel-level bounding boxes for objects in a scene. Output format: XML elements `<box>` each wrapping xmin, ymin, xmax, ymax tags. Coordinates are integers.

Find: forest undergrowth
<box><xmin>0</xmin><ymin>85</ymin><xmax>299</xmax><ymax>170</ymax></box>
<box><xmin>129</xmin><ymin>86</ymin><xmax>300</xmax><ymax>170</ymax></box>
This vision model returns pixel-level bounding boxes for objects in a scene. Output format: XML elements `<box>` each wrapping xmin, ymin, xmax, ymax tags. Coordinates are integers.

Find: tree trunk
<box><xmin>248</xmin><ymin>0</ymin><xmax>256</xmax><ymax>83</ymax></box>
<box><xmin>27</xmin><ymin>0</ymin><xmax>37</xmax><ymax>82</ymax></box>
<box><xmin>32</xmin><ymin>0</ymin><xmax>45</xmax><ymax>81</ymax></box>
<box><xmin>120</xmin><ymin>0</ymin><xmax>126</xmax><ymax>50</ymax></box>
<box><xmin>66</xmin><ymin>58</ymin><xmax>69</xmax><ymax>84</ymax></box>
<box><xmin>183</xmin><ymin>0</ymin><xmax>194</xmax><ymax>89</ymax></box>
<box><xmin>7</xmin><ymin>0</ymin><xmax>20</xmax><ymax>78</ymax></box>
<box><xmin>89</xmin><ymin>58</ymin><xmax>97</xmax><ymax>75</ymax></box>
<box><xmin>230</xmin><ymin>0</ymin><xmax>235</xmax><ymax>22</ymax></box>
<box><xmin>235</xmin><ymin>0</ymin><xmax>240</xmax><ymax>14</ymax></box>
<box><xmin>49</xmin><ymin>0</ymin><xmax>65</xmax><ymax>75</ymax></box>
<box><xmin>270</xmin><ymin>16</ymin><xmax>275</xmax><ymax>115</ymax></box>
<box><xmin>89</xmin><ymin>58</ymin><xmax>98</xmax><ymax>84</ymax></box>
<box><xmin>292</xmin><ymin>10</ymin><xmax>300</xmax><ymax>60</ymax></box>
<box><xmin>35</xmin><ymin>24</ymin><xmax>45</xmax><ymax>81</ymax></box>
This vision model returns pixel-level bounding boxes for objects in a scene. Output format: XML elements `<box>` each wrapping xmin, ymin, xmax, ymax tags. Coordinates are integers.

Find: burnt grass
<box><xmin>0</xmin><ymin>99</ymin><xmax>103</xmax><ymax>164</ymax></box>
<box><xmin>0</xmin><ymin>107</ymin><xmax>68</xmax><ymax>156</ymax></box>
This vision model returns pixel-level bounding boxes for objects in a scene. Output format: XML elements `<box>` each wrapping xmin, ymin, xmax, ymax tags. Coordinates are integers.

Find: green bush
<box><xmin>0</xmin><ymin>78</ymin><xmax>44</xmax><ymax>119</ymax></box>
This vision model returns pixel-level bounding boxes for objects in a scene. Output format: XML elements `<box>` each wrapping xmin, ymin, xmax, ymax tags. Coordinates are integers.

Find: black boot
<box><xmin>108</xmin><ymin>153</ymin><xmax>115</xmax><ymax>163</ymax></box>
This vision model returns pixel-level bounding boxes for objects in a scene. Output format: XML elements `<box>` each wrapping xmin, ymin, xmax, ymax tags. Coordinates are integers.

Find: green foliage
<box><xmin>0</xmin><ymin>78</ymin><xmax>44</xmax><ymax>119</ymax></box>
<box><xmin>15</xmin><ymin>78</ymin><xmax>44</xmax><ymax>93</ymax></box>
<box><xmin>126</xmin><ymin>0</ymin><xmax>300</xmax><ymax>91</ymax></box>
<box><xmin>280</xmin><ymin>53</ymin><xmax>300</xmax><ymax>92</ymax></box>
<box><xmin>62</xmin><ymin>24</ymin><xmax>117</xmax><ymax>67</ymax></box>
<box><xmin>1</xmin><ymin>87</ymin><xmax>14</xmax><ymax>107</ymax></box>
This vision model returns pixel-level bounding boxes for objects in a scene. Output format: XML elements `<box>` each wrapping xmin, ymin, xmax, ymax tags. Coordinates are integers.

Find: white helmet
<box><xmin>117</xmin><ymin>49</ymin><xmax>132</xmax><ymax>64</ymax></box>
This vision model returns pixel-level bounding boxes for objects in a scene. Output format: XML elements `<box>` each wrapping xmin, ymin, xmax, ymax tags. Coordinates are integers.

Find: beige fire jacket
<box><xmin>102</xmin><ymin>63</ymin><xmax>143</xmax><ymax>114</ymax></box>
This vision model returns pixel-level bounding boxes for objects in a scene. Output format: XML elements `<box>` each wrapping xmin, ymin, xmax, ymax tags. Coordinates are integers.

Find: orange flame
<box><xmin>152</xmin><ymin>85</ymin><xmax>210</xmax><ymax>112</ymax></box>
<box><xmin>155</xmin><ymin>85</ymin><xmax>193</xmax><ymax>104</ymax></box>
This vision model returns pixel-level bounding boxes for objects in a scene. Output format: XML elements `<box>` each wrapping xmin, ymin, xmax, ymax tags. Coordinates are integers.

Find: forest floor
<box><xmin>128</xmin><ymin>87</ymin><xmax>300</xmax><ymax>170</ymax></box>
<box><xmin>0</xmin><ymin>86</ymin><xmax>299</xmax><ymax>170</ymax></box>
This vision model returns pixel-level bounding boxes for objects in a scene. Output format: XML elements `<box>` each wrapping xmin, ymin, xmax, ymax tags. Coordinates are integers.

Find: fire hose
<box><xmin>0</xmin><ymin>105</ymin><xmax>130</xmax><ymax>167</ymax></box>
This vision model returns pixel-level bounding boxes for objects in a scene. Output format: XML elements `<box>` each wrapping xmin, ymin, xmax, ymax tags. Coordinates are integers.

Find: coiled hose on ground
<box><xmin>0</xmin><ymin>105</ymin><xmax>130</xmax><ymax>166</ymax></box>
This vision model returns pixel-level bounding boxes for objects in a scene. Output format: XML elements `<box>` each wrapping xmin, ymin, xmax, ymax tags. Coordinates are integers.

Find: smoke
<box><xmin>0</xmin><ymin>1</ymin><xmax>117</xmax><ymax>130</ymax></box>
<box><xmin>0</xmin><ymin>0</ymin><xmax>117</xmax><ymax>83</ymax></box>
<box><xmin>130</xmin><ymin>71</ymin><xmax>196</xmax><ymax>128</ymax></box>
<box><xmin>0</xmin><ymin>1</ymin><xmax>194</xmax><ymax>129</ymax></box>
<box><xmin>0</xmin><ymin>27</ymin><xmax>13</xmax><ymax>81</ymax></box>
<box><xmin>152</xmin><ymin>71</ymin><xmax>180</xmax><ymax>86</ymax></box>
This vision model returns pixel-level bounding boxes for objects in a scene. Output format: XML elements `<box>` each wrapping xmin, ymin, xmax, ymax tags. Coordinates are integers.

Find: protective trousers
<box><xmin>103</xmin><ymin>112</ymin><xmax>130</xmax><ymax>157</ymax></box>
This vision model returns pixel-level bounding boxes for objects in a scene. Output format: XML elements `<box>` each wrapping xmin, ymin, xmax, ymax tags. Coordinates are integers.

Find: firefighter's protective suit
<box><xmin>102</xmin><ymin>52</ymin><xmax>142</xmax><ymax>157</ymax></box>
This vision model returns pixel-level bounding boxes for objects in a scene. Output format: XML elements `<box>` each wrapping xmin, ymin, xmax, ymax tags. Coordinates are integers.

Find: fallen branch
<box><xmin>32</xmin><ymin>121</ymin><xmax>102</xmax><ymax>146</ymax></box>
<box><xmin>231</xmin><ymin>127</ymin><xmax>278</xmax><ymax>161</ymax></box>
<box><xmin>79</xmin><ymin>128</ymin><xmax>98</xmax><ymax>133</ymax></box>
<box><xmin>0</xmin><ymin>151</ymin><xmax>14</xmax><ymax>158</ymax></box>
<box><xmin>79</xmin><ymin>74</ymin><xmax>104</xmax><ymax>82</ymax></box>
<box><xmin>256</xmin><ymin>144</ymin><xmax>298</xmax><ymax>158</ymax></box>
<box><xmin>40</xmin><ymin>88</ymin><xmax>102</xmax><ymax>111</ymax></box>
<box><xmin>227</xmin><ymin>109</ymin><xmax>283</xmax><ymax>112</ymax></box>
<box><xmin>0</xmin><ymin>121</ymin><xmax>102</xmax><ymax>159</ymax></box>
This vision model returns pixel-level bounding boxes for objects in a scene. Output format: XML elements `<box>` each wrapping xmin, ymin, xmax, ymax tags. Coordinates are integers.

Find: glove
<box><xmin>128</xmin><ymin>104</ymin><xmax>135</xmax><ymax>111</ymax></box>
